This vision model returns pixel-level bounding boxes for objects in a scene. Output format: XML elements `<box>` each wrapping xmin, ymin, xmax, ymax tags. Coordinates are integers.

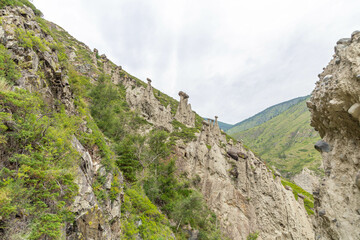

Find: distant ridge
<box><xmin>227</xmin><ymin>97</ymin><xmax>321</xmax><ymax>177</ymax></box>
<box><xmin>227</xmin><ymin>95</ymin><xmax>309</xmax><ymax>135</ymax></box>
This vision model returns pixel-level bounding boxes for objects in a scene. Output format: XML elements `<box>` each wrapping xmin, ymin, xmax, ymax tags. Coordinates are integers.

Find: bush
<box><xmin>0</xmin><ymin>89</ymin><xmax>79</xmax><ymax>238</ymax></box>
<box><xmin>0</xmin><ymin>44</ymin><xmax>21</xmax><ymax>84</ymax></box>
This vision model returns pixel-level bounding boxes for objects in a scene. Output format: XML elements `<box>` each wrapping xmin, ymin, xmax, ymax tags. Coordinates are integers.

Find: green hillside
<box><xmin>227</xmin><ymin>96</ymin><xmax>308</xmax><ymax>135</ymax></box>
<box><xmin>228</xmin><ymin>97</ymin><xmax>322</xmax><ymax>177</ymax></box>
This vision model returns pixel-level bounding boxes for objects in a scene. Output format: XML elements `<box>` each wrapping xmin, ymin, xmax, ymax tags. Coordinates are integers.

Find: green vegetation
<box><xmin>247</xmin><ymin>232</ymin><xmax>259</xmax><ymax>240</ymax></box>
<box><xmin>154</xmin><ymin>89</ymin><xmax>179</xmax><ymax>116</ymax></box>
<box><xmin>15</xmin><ymin>28</ymin><xmax>49</xmax><ymax>52</ymax></box>
<box><xmin>121</xmin><ymin>187</ymin><xmax>174</xmax><ymax>239</ymax></box>
<box><xmin>0</xmin><ymin>89</ymin><xmax>79</xmax><ymax>239</ymax></box>
<box><xmin>171</xmin><ymin>119</ymin><xmax>199</xmax><ymax>143</ymax></box>
<box><xmin>227</xmin><ymin>96</ymin><xmax>308</xmax><ymax>134</ymax></box>
<box><xmin>0</xmin><ymin>0</ymin><xmax>42</xmax><ymax>16</ymax></box>
<box><xmin>0</xmin><ymin>44</ymin><xmax>21</xmax><ymax>84</ymax></box>
<box><xmin>281</xmin><ymin>179</ymin><xmax>314</xmax><ymax>215</ymax></box>
<box><xmin>228</xmin><ymin>97</ymin><xmax>321</xmax><ymax>177</ymax></box>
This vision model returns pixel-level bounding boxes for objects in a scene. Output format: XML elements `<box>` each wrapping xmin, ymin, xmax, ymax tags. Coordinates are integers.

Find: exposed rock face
<box><xmin>125</xmin><ymin>77</ymin><xmax>173</xmax><ymax>131</ymax></box>
<box><xmin>0</xmin><ymin>6</ymin><xmax>75</xmax><ymax>113</ymax></box>
<box><xmin>0</xmin><ymin>6</ymin><xmax>124</xmax><ymax>239</ymax></box>
<box><xmin>308</xmin><ymin>31</ymin><xmax>360</xmax><ymax>240</ymax></box>
<box><xmin>70</xmin><ymin>137</ymin><xmax>123</xmax><ymax>240</ymax></box>
<box><xmin>292</xmin><ymin>168</ymin><xmax>319</xmax><ymax>194</ymax></box>
<box><xmin>175</xmin><ymin>91</ymin><xmax>196</xmax><ymax>127</ymax></box>
<box><xmin>175</xmin><ymin>121</ymin><xmax>314</xmax><ymax>240</ymax></box>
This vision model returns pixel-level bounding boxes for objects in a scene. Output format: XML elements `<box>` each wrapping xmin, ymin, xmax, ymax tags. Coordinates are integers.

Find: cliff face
<box><xmin>308</xmin><ymin>32</ymin><xmax>360</xmax><ymax>239</ymax></box>
<box><xmin>0</xmin><ymin>5</ymin><xmax>123</xmax><ymax>239</ymax></box>
<box><xmin>175</xmin><ymin>120</ymin><xmax>314</xmax><ymax>240</ymax></box>
<box><xmin>0</xmin><ymin>3</ymin><xmax>315</xmax><ymax>240</ymax></box>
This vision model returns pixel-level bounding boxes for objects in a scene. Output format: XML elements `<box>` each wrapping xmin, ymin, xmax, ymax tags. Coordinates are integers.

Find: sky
<box><xmin>33</xmin><ymin>0</ymin><xmax>360</xmax><ymax>124</ymax></box>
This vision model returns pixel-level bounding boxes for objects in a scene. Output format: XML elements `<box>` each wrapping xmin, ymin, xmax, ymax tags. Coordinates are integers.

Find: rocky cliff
<box><xmin>308</xmin><ymin>31</ymin><xmax>360</xmax><ymax>239</ymax></box>
<box><xmin>175</xmin><ymin>118</ymin><xmax>314</xmax><ymax>239</ymax></box>
<box><xmin>0</xmin><ymin>2</ymin><xmax>316</xmax><ymax>239</ymax></box>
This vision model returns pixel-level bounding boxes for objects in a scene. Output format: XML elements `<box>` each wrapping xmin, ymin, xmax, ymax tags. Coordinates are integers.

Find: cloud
<box><xmin>35</xmin><ymin>0</ymin><xmax>360</xmax><ymax>123</ymax></box>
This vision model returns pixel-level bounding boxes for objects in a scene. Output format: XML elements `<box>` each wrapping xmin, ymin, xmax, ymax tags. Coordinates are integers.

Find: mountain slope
<box><xmin>0</xmin><ymin>2</ymin><xmax>315</xmax><ymax>239</ymax></box>
<box><xmin>227</xmin><ymin>95</ymin><xmax>308</xmax><ymax>134</ymax></box>
<box><xmin>229</xmin><ymin>97</ymin><xmax>322</xmax><ymax>177</ymax></box>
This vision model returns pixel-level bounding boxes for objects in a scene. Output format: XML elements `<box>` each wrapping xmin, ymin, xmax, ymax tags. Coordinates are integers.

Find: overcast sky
<box><xmin>34</xmin><ymin>0</ymin><xmax>360</xmax><ymax>124</ymax></box>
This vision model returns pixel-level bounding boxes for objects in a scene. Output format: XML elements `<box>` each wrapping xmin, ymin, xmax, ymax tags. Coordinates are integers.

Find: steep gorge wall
<box><xmin>308</xmin><ymin>31</ymin><xmax>360</xmax><ymax>240</ymax></box>
<box><xmin>175</xmin><ymin>120</ymin><xmax>314</xmax><ymax>240</ymax></box>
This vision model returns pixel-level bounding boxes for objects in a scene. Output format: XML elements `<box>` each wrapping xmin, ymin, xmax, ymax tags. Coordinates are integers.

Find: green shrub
<box><xmin>0</xmin><ymin>44</ymin><xmax>21</xmax><ymax>84</ymax></box>
<box><xmin>0</xmin><ymin>89</ymin><xmax>79</xmax><ymax>238</ymax></box>
<box><xmin>171</xmin><ymin>120</ymin><xmax>198</xmax><ymax>143</ymax></box>
<box><xmin>247</xmin><ymin>232</ymin><xmax>259</xmax><ymax>240</ymax></box>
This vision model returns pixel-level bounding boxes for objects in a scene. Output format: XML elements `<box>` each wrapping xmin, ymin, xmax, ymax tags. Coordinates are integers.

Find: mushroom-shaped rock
<box><xmin>178</xmin><ymin>91</ymin><xmax>189</xmax><ymax>99</ymax></box>
<box><xmin>314</xmin><ymin>140</ymin><xmax>331</xmax><ymax>153</ymax></box>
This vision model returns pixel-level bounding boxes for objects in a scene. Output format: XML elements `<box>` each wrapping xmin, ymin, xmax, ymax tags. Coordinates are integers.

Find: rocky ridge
<box><xmin>308</xmin><ymin>31</ymin><xmax>360</xmax><ymax>240</ymax></box>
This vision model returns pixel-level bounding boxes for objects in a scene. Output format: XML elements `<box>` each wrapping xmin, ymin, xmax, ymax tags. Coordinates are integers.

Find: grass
<box><xmin>228</xmin><ymin>98</ymin><xmax>322</xmax><ymax>177</ymax></box>
<box><xmin>281</xmin><ymin>179</ymin><xmax>314</xmax><ymax>215</ymax></box>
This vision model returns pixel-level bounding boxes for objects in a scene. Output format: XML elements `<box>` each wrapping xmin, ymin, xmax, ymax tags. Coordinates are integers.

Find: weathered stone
<box><xmin>308</xmin><ymin>31</ymin><xmax>360</xmax><ymax>239</ymax></box>
<box><xmin>174</xmin><ymin>91</ymin><xmax>195</xmax><ymax>127</ymax></box>
<box><xmin>336</xmin><ymin>38</ymin><xmax>351</xmax><ymax>45</ymax></box>
<box><xmin>227</xmin><ymin>149</ymin><xmax>238</xmax><ymax>160</ymax></box>
<box><xmin>298</xmin><ymin>194</ymin><xmax>305</xmax><ymax>199</ymax></box>
<box><xmin>314</xmin><ymin>140</ymin><xmax>331</xmax><ymax>153</ymax></box>
<box><xmin>319</xmin><ymin>209</ymin><xmax>326</xmax><ymax>216</ymax></box>
<box><xmin>323</xmin><ymin>75</ymin><xmax>332</xmax><ymax>81</ymax></box>
<box><xmin>293</xmin><ymin>168</ymin><xmax>319</xmax><ymax>193</ymax></box>
<box><xmin>355</xmin><ymin>172</ymin><xmax>360</xmax><ymax>189</ymax></box>
<box><xmin>348</xmin><ymin>103</ymin><xmax>360</xmax><ymax>120</ymax></box>
<box><xmin>351</xmin><ymin>30</ymin><xmax>360</xmax><ymax>39</ymax></box>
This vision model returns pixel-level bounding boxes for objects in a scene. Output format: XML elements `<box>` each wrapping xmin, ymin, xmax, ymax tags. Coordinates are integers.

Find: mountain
<box><xmin>228</xmin><ymin>97</ymin><xmax>322</xmax><ymax>177</ymax></box>
<box><xmin>227</xmin><ymin>95</ymin><xmax>308</xmax><ymax>135</ymax></box>
<box><xmin>0</xmin><ymin>1</ymin><xmax>316</xmax><ymax>239</ymax></box>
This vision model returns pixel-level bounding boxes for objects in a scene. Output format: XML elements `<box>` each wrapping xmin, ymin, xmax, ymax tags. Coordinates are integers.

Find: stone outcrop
<box><xmin>175</xmin><ymin>120</ymin><xmax>314</xmax><ymax>240</ymax></box>
<box><xmin>0</xmin><ymin>5</ymin><xmax>75</xmax><ymax>113</ymax></box>
<box><xmin>125</xmin><ymin>77</ymin><xmax>173</xmax><ymax>131</ymax></box>
<box><xmin>292</xmin><ymin>168</ymin><xmax>319</xmax><ymax>194</ymax></box>
<box><xmin>175</xmin><ymin>91</ymin><xmax>196</xmax><ymax>127</ymax></box>
<box><xmin>70</xmin><ymin>137</ymin><xmax>123</xmax><ymax>240</ymax></box>
<box><xmin>308</xmin><ymin>31</ymin><xmax>360</xmax><ymax>240</ymax></box>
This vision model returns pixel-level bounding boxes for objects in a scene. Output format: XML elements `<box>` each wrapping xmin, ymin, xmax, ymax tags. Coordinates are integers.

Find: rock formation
<box><xmin>293</xmin><ymin>168</ymin><xmax>319</xmax><ymax>194</ymax></box>
<box><xmin>125</xmin><ymin>77</ymin><xmax>173</xmax><ymax>131</ymax></box>
<box><xmin>175</xmin><ymin>91</ymin><xmax>196</xmax><ymax>127</ymax></box>
<box><xmin>0</xmin><ymin>3</ymin><xmax>321</xmax><ymax>239</ymax></box>
<box><xmin>308</xmin><ymin>31</ymin><xmax>360</xmax><ymax>240</ymax></box>
<box><xmin>175</xmin><ymin>120</ymin><xmax>315</xmax><ymax>240</ymax></box>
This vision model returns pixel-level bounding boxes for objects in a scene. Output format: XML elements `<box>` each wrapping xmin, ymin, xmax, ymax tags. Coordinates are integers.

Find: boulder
<box><xmin>314</xmin><ymin>140</ymin><xmax>331</xmax><ymax>153</ymax></box>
